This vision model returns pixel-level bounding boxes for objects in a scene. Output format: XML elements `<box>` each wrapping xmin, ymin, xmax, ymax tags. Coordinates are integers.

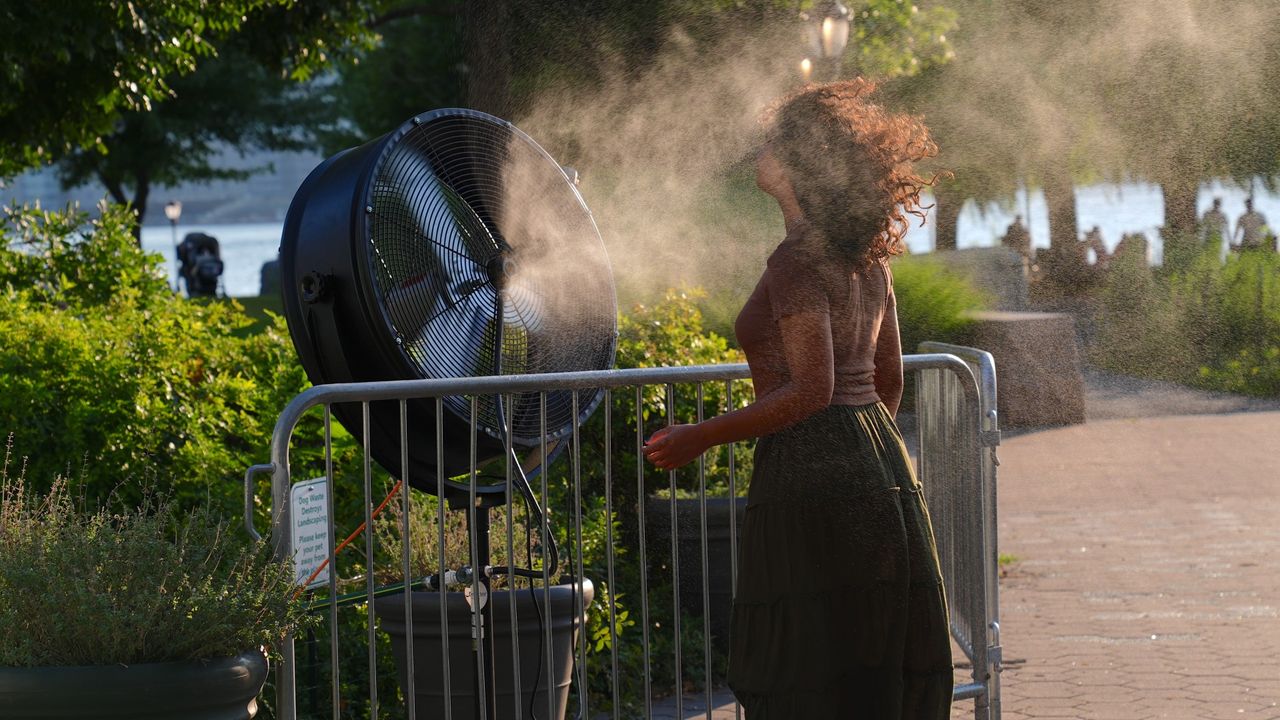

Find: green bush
<box><xmin>1091</xmin><ymin>245</ymin><xmax>1280</xmax><ymax>396</ymax></box>
<box><xmin>891</xmin><ymin>253</ymin><xmax>988</xmax><ymax>354</ymax></box>
<box><xmin>1092</xmin><ymin>245</ymin><xmax>1200</xmax><ymax>382</ymax></box>
<box><xmin>0</xmin><ymin>202</ymin><xmax>310</xmax><ymax>515</ymax></box>
<box><xmin>0</xmin><ymin>440</ymin><xmax>310</xmax><ymax>667</ymax></box>
<box><xmin>1199</xmin><ymin>346</ymin><xmax>1280</xmax><ymax>396</ymax></box>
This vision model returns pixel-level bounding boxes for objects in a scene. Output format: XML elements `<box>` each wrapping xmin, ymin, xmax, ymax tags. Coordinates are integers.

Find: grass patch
<box><xmin>227</xmin><ymin>294</ymin><xmax>284</xmax><ymax>337</ymax></box>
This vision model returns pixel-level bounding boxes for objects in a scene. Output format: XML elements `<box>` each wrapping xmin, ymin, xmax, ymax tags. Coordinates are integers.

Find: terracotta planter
<box><xmin>0</xmin><ymin>649</ymin><xmax>269</xmax><ymax>719</ymax></box>
<box><xmin>374</xmin><ymin>579</ymin><xmax>593</xmax><ymax>720</ymax></box>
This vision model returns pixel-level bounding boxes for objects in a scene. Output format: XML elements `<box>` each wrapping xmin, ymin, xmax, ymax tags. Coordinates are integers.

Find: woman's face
<box><xmin>755</xmin><ymin>144</ymin><xmax>792</xmax><ymax>199</ymax></box>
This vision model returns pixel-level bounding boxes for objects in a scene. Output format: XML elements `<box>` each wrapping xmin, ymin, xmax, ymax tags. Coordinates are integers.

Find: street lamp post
<box><xmin>164</xmin><ymin>201</ymin><xmax>182</xmax><ymax>292</ymax></box>
<box><xmin>800</xmin><ymin>0</ymin><xmax>851</xmax><ymax>81</ymax></box>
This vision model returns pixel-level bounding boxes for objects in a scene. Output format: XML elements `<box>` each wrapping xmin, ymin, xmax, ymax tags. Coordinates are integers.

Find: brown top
<box><xmin>734</xmin><ymin>226</ymin><xmax>897</xmax><ymax>407</ymax></box>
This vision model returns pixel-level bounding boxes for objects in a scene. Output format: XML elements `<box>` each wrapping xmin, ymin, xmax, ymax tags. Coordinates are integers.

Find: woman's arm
<box><xmin>873</xmin><ymin>283</ymin><xmax>903</xmax><ymax>417</ymax></box>
<box><xmin>643</xmin><ymin>311</ymin><xmax>834</xmax><ymax>470</ymax></box>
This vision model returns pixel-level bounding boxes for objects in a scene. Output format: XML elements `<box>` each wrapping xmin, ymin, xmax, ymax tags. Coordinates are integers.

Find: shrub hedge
<box><xmin>1092</xmin><ymin>245</ymin><xmax>1280</xmax><ymax>396</ymax></box>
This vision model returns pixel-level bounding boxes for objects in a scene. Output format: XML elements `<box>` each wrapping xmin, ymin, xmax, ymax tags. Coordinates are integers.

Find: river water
<box><xmin>140</xmin><ymin>180</ymin><xmax>1280</xmax><ymax>298</ymax></box>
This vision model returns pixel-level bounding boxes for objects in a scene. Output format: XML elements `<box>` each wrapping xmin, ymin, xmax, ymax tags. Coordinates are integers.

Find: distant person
<box><xmin>1199</xmin><ymin>197</ymin><xmax>1231</xmax><ymax>261</ymax></box>
<box><xmin>1082</xmin><ymin>225</ymin><xmax>1110</xmax><ymax>267</ymax></box>
<box><xmin>177</xmin><ymin>232</ymin><xmax>224</xmax><ymax>298</ymax></box>
<box><xmin>1233</xmin><ymin>198</ymin><xmax>1270</xmax><ymax>252</ymax></box>
<box><xmin>1001</xmin><ymin>214</ymin><xmax>1032</xmax><ymax>260</ymax></box>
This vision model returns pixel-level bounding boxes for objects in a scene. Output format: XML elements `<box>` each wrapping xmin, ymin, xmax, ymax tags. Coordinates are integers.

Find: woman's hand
<box><xmin>643</xmin><ymin>424</ymin><xmax>709</xmax><ymax>470</ymax></box>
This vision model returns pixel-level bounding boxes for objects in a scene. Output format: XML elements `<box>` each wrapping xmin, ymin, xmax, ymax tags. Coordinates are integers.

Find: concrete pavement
<box><xmin>964</xmin><ymin>382</ymin><xmax>1280</xmax><ymax>719</ymax></box>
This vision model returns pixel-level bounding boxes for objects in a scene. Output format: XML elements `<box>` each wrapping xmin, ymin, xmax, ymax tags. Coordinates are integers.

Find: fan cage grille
<box><xmin>364</xmin><ymin>111</ymin><xmax>616</xmax><ymax>444</ymax></box>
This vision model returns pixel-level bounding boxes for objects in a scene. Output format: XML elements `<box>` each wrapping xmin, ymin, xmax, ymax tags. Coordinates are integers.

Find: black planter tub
<box><xmin>0</xmin><ymin>649</ymin><xmax>269</xmax><ymax>719</ymax></box>
<box><xmin>374</xmin><ymin>578</ymin><xmax>593</xmax><ymax>720</ymax></box>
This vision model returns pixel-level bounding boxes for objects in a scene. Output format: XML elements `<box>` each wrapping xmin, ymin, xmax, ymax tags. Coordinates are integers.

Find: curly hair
<box><xmin>765</xmin><ymin>78</ymin><xmax>940</xmax><ymax>268</ymax></box>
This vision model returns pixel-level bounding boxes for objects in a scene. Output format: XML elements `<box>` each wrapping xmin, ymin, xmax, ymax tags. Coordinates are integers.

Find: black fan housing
<box><xmin>280</xmin><ymin>109</ymin><xmax>617</xmax><ymax>501</ymax></box>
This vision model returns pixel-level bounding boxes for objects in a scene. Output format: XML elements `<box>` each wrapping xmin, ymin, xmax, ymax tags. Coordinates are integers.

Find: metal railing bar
<box><xmin>468</xmin><ymin>396</ymin><xmax>488</xmax><ymax>720</ymax></box>
<box><xmin>571</xmin><ymin>390</ymin><xmax>589</xmax><ymax>719</ymax></box>
<box><xmin>271</xmin><ymin>405</ymin><xmax>297</xmax><ymax>719</ymax></box>
<box><xmin>725</xmin><ymin>380</ymin><xmax>742</xmax><ymax>720</ymax></box>
<box><xmin>326</xmin><ymin>406</ymin><xmax>340</xmax><ymax>720</ymax></box>
<box><xmin>438</xmin><ymin>397</ymin><xmax>453</xmax><ymax>720</ymax></box>
<box><xmin>504</xmin><ymin>392</ymin><xmax>522</xmax><ymax>720</ymax></box>
<box><xmin>362</xmin><ymin>401</ymin><xmax>378</xmax><ymax>720</ymax></box>
<box><xmin>697</xmin><ymin>383</ymin><xmax>712</xmax><ymax>720</ymax></box>
<box><xmin>666</xmin><ymin>382</ymin><xmax>683</xmax><ymax>720</ymax></box>
<box><xmin>541</xmin><ymin>392</ymin><xmax>555</xmax><ymax>720</ymax></box>
<box><xmin>636</xmin><ymin>385</ymin><xmax>652</xmax><ymax>720</ymax></box>
<box><xmin>604</xmin><ymin>390</ymin><xmax>621</xmax><ymax>720</ymax></box>
<box><xmin>267</xmin><ymin>358</ymin><xmax>971</xmax><ymax>457</ymax></box>
<box><xmin>400</xmin><ymin>399</ymin><xmax>417</xmax><ymax>720</ymax></box>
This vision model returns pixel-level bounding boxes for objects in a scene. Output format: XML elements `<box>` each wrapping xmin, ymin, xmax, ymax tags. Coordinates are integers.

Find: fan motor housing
<box><xmin>281</xmin><ymin>109</ymin><xmax>617</xmax><ymax>500</ymax></box>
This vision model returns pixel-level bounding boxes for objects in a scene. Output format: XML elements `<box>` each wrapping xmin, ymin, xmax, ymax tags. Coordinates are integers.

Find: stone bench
<box><xmin>965</xmin><ymin>310</ymin><xmax>1086</xmax><ymax>428</ymax></box>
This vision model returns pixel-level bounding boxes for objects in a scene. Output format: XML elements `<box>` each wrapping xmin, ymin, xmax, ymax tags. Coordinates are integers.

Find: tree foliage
<box><xmin>55</xmin><ymin>46</ymin><xmax>338</xmax><ymax>227</ymax></box>
<box><xmin>0</xmin><ymin>1</ymin><xmax>376</xmax><ymax>180</ymax></box>
<box><xmin>324</xmin><ymin>0</ymin><xmax>955</xmax><ymax>150</ymax></box>
<box><xmin>26</xmin><ymin>1</ymin><xmax>380</xmax><ymax>228</ymax></box>
<box><xmin>882</xmin><ymin>0</ymin><xmax>1280</xmax><ymax>249</ymax></box>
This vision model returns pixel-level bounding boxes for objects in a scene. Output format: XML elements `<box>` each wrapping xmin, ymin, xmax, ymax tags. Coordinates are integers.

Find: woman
<box><xmin>643</xmin><ymin>80</ymin><xmax>953</xmax><ymax>718</ymax></box>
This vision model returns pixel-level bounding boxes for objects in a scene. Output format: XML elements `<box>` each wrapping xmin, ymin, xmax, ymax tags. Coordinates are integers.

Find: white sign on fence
<box><xmin>290</xmin><ymin>477</ymin><xmax>331</xmax><ymax>589</ymax></box>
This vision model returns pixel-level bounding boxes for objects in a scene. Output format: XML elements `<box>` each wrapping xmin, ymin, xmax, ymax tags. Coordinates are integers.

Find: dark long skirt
<box><xmin>727</xmin><ymin>402</ymin><xmax>953</xmax><ymax>719</ymax></box>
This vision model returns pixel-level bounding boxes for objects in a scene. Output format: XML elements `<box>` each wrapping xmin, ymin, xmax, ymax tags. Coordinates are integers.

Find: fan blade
<box><xmin>372</xmin><ymin>143</ymin><xmax>499</xmax><ymax>351</ymax></box>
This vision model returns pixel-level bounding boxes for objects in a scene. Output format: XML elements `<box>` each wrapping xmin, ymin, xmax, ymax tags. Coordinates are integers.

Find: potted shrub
<box><xmin>0</xmin><ymin>456</ymin><xmax>310</xmax><ymax>720</ymax></box>
<box><xmin>369</xmin><ymin>492</ymin><xmax>594</xmax><ymax>720</ymax></box>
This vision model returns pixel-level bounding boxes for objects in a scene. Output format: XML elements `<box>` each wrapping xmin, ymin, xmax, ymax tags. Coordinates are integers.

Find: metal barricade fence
<box><xmin>245</xmin><ymin>352</ymin><xmax>999</xmax><ymax>720</ymax></box>
<box><xmin>917</xmin><ymin>342</ymin><xmax>1002</xmax><ymax>720</ymax></box>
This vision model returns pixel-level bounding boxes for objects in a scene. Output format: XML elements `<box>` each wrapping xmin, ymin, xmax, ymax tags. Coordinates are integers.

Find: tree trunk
<box><xmin>132</xmin><ymin>172</ymin><xmax>150</xmax><ymax>229</ymax></box>
<box><xmin>1162</xmin><ymin>178</ymin><xmax>1199</xmax><ymax>240</ymax></box>
<box><xmin>1162</xmin><ymin>177</ymin><xmax>1199</xmax><ymax>269</ymax></box>
<box><xmin>932</xmin><ymin>184</ymin><xmax>959</xmax><ymax>251</ymax></box>
<box><xmin>463</xmin><ymin>3</ymin><xmax>512</xmax><ymax>117</ymax></box>
<box><xmin>100</xmin><ymin>173</ymin><xmax>145</xmax><ymax>245</ymax></box>
<box><xmin>1042</xmin><ymin>167</ymin><xmax>1077</xmax><ymax>250</ymax></box>
<box><xmin>102</xmin><ymin>177</ymin><xmax>128</xmax><ymax>206</ymax></box>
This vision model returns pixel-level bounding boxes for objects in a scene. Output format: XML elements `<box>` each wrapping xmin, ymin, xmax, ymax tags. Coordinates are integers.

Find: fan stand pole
<box><xmin>466</xmin><ymin>503</ymin><xmax>501</xmax><ymax>720</ymax></box>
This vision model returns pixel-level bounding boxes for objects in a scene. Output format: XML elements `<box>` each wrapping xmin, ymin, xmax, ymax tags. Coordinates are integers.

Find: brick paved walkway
<box><xmin>980</xmin><ymin>410</ymin><xmax>1280</xmax><ymax>720</ymax></box>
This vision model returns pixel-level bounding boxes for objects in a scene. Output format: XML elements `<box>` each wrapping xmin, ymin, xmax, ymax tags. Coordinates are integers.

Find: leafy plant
<box><xmin>891</xmin><ymin>252</ymin><xmax>987</xmax><ymax>354</ymax></box>
<box><xmin>0</xmin><ymin>202</ymin><xmax>312</xmax><ymax>516</ymax></box>
<box><xmin>0</xmin><ymin>436</ymin><xmax>311</xmax><ymax>667</ymax></box>
<box><xmin>1199</xmin><ymin>346</ymin><xmax>1280</xmax><ymax>397</ymax></box>
<box><xmin>1091</xmin><ymin>243</ymin><xmax>1280</xmax><ymax>396</ymax></box>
